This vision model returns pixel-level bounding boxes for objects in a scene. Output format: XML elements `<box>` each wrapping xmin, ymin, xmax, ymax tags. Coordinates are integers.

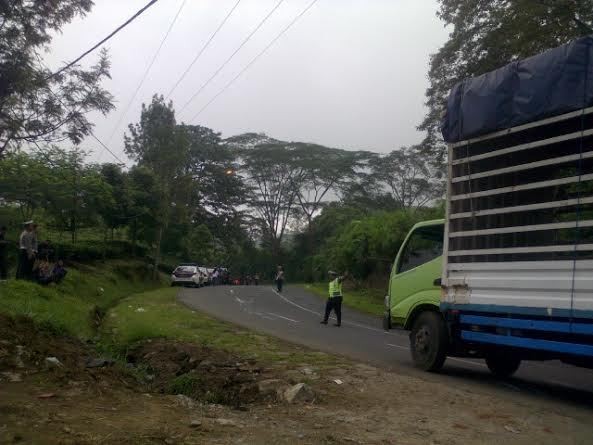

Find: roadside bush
<box><xmin>49</xmin><ymin>240</ymin><xmax>147</xmax><ymax>262</ymax></box>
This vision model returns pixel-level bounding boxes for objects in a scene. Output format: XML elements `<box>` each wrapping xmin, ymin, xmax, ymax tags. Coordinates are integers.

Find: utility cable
<box><xmin>105</xmin><ymin>0</ymin><xmax>188</xmax><ymax>148</ymax></box>
<box><xmin>178</xmin><ymin>0</ymin><xmax>286</xmax><ymax>114</ymax></box>
<box><xmin>46</xmin><ymin>0</ymin><xmax>160</xmax><ymax>81</ymax></box>
<box><xmin>189</xmin><ymin>0</ymin><xmax>319</xmax><ymax>122</ymax></box>
<box><xmin>35</xmin><ymin>57</ymin><xmax>126</xmax><ymax>165</ymax></box>
<box><xmin>166</xmin><ymin>0</ymin><xmax>243</xmax><ymax>99</ymax></box>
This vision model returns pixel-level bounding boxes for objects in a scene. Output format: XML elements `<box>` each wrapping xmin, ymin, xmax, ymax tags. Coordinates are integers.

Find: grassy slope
<box><xmin>102</xmin><ymin>288</ymin><xmax>336</xmax><ymax>365</ymax></box>
<box><xmin>0</xmin><ymin>260</ymin><xmax>336</xmax><ymax>366</ymax></box>
<box><xmin>0</xmin><ymin>260</ymin><xmax>161</xmax><ymax>338</ymax></box>
<box><xmin>304</xmin><ymin>283</ymin><xmax>385</xmax><ymax>317</ymax></box>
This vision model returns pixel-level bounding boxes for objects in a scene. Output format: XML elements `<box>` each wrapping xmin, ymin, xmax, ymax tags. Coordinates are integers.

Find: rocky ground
<box><xmin>1</xmin><ymin>314</ymin><xmax>593</xmax><ymax>445</ymax></box>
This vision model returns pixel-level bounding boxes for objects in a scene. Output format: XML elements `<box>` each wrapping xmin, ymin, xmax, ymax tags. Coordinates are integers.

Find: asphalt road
<box><xmin>179</xmin><ymin>284</ymin><xmax>593</xmax><ymax>406</ymax></box>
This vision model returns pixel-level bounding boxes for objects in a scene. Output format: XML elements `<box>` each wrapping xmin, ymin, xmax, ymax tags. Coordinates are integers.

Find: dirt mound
<box><xmin>0</xmin><ymin>314</ymin><xmax>135</xmax><ymax>388</ymax></box>
<box><xmin>126</xmin><ymin>340</ymin><xmax>270</xmax><ymax>407</ymax></box>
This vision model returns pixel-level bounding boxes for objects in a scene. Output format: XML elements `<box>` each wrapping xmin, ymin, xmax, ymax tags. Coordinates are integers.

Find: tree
<box><xmin>39</xmin><ymin>148</ymin><xmax>112</xmax><ymax>242</ymax></box>
<box><xmin>236</xmin><ymin>140</ymin><xmax>306</xmax><ymax>260</ymax></box>
<box><xmin>183</xmin><ymin>125</ymin><xmax>246</xmax><ymax>223</ymax></box>
<box><xmin>370</xmin><ymin>146</ymin><xmax>442</xmax><ymax>209</ymax></box>
<box><xmin>125</xmin><ymin>95</ymin><xmax>190</xmax><ymax>276</ymax></box>
<box><xmin>99</xmin><ymin>163</ymin><xmax>131</xmax><ymax>239</ymax></box>
<box><xmin>421</xmin><ymin>0</ymin><xmax>593</xmax><ymax>166</ymax></box>
<box><xmin>0</xmin><ymin>1</ymin><xmax>114</xmax><ymax>156</ymax></box>
<box><xmin>0</xmin><ymin>152</ymin><xmax>51</xmax><ymax>220</ymax></box>
<box><xmin>290</xmin><ymin>143</ymin><xmax>361</xmax><ymax>231</ymax></box>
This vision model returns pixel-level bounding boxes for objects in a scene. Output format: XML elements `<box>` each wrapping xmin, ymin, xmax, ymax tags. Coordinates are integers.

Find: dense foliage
<box><xmin>421</xmin><ymin>0</ymin><xmax>593</xmax><ymax>166</ymax></box>
<box><xmin>0</xmin><ymin>0</ymin><xmax>113</xmax><ymax>156</ymax></box>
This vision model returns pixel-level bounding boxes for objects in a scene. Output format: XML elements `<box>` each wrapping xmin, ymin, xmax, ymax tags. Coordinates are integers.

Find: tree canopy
<box><xmin>421</xmin><ymin>0</ymin><xmax>593</xmax><ymax>165</ymax></box>
<box><xmin>0</xmin><ymin>0</ymin><xmax>113</xmax><ymax>156</ymax></box>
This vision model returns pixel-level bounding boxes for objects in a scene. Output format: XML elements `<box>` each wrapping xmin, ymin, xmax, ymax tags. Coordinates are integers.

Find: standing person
<box><xmin>254</xmin><ymin>273</ymin><xmax>260</xmax><ymax>286</ymax></box>
<box><xmin>275</xmin><ymin>266</ymin><xmax>285</xmax><ymax>293</ymax></box>
<box><xmin>0</xmin><ymin>226</ymin><xmax>8</xmax><ymax>281</ymax></box>
<box><xmin>16</xmin><ymin>221</ymin><xmax>35</xmax><ymax>280</ymax></box>
<box><xmin>320</xmin><ymin>271</ymin><xmax>347</xmax><ymax>327</ymax></box>
<box><xmin>32</xmin><ymin>223</ymin><xmax>39</xmax><ymax>257</ymax></box>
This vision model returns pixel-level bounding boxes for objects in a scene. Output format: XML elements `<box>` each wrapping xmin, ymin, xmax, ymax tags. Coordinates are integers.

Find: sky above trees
<box><xmin>42</xmin><ymin>0</ymin><xmax>448</xmax><ymax>165</ymax></box>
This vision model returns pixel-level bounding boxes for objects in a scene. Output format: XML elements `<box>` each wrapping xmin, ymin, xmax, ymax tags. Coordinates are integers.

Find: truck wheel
<box><xmin>410</xmin><ymin>312</ymin><xmax>448</xmax><ymax>372</ymax></box>
<box><xmin>485</xmin><ymin>353</ymin><xmax>521</xmax><ymax>378</ymax></box>
<box><xmin>383</xmin><ymin>311</ymin><xmax>392</xmax><ymax>331</ymax></box>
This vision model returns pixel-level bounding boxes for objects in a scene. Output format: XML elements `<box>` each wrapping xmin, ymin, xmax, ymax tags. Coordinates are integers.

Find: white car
<box><xmin>171</xmin><ymin>265</ymin><xmax>203</xmax><ymax>287</ymax></box>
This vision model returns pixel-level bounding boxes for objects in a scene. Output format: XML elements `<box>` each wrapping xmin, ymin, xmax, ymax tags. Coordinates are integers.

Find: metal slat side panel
<box><xmin>573</xmin><ymin>264</ymin><xmax>593</xmax><ymax>311</ymax></box>
<box><xmin>446</xmin><ymin>261</ymin><xmax>576</xmax><ymax>309</ymax></box>
<box><xmin>451</xmin><ymin>128</ymin><xmax>593</xmax><ymax>166</ymax></box>
<box><xmin>452</xmin><ymin>150</ymin><xmax>593</xmax><ymax>183</ymax></box>
<box><xmin>442</xmin><ymin>144</ymin><xmax>453</xmax><ymax>289</ymax></box>
<box><xmin>449</xmin><ymin>106</ymin><xmax>593</xmax><ymax>149</ymax></box>
<box><xmin>443</xmin><ymin>108</ymin><xmax>593</xmax><ymax>314</ymax></box>
<box><xmin>450</xmin><ymin>173</ymin><xmax>593</xmax><ymax>202</ymax></box>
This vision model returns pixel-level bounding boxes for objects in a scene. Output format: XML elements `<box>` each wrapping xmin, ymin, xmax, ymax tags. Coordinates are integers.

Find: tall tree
<box><xmin>0</xmin><ymin>1</ymin><xmax>114</xmax><ymax>156</ymax></box>
<box><xmin>290</xmin><ymin>143</ymin><xmax>361</xmax><ymax>231</ymax></box>
<box><xmin>125</xmin><ymin>95</ymin><xmax>189</xmax><ymax>276</ymax></box>
<box><xmin>421</xmin><ymin>0</ymin><xmax>593</xmax><ymax>166</ymax></box>
<box><xmin>370</xmin><ymin>146</ymin><xmax>442</xmax><ymax>209</ymax></box>
<box><xmin>235</xmin><ymin>140</ymin><xmax>306</xmax><ymax>260</ymax></box>
<box><xmin>99</xmin><ymin>163</ymin><xmax>131</xmax><ymax>239</ymax></box>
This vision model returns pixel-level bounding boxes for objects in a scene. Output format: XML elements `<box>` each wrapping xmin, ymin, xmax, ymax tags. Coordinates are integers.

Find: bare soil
<box><xmin>1</xmin><ymin>314</ymin><xmax>593</xmax><ymax>445</ymax></box>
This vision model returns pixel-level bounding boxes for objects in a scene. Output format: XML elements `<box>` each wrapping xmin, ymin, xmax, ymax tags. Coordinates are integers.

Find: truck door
<box><xmin>389</xmin><ymin>224</ymin><xmax>444</xmax><ymax>323</ymax></box>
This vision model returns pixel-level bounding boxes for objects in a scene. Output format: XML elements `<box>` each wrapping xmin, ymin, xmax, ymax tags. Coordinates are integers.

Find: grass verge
<box><xmin>101</xmin><ymin>287</ymin><xmax>337</xmax><ymax>366</ymax></box>
<box><xmin>0</xmin><ymin>260</ymin><xmax>162</xmax><ymax>338</ymax></box>
<box><xmin>303</xmin><ymin>283</ymin><xmax>385</xmax><ymax>317</ymax></box>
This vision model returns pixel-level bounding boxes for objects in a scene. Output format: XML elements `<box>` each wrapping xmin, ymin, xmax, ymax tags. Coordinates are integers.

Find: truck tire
<box><xmin>410</xmin><ymin>312</ymin><xmax>448</xmax><ymax>372</ymax></box>
<box><xmin>485</xmin><ymin>353</ymin><xmax>521</xmax><ymax>378</ymax></box>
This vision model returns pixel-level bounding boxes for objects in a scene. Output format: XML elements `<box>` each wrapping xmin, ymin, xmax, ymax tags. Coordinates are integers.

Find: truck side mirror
<box><xmin>433</xmin><ymin>277</ymin><xmax>442</xmax><ymax>287</ymax></box>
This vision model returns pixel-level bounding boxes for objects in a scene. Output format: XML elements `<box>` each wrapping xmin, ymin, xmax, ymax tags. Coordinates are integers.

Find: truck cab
<box><xmin>384</xmin><ymin>220</ymin><xmax>444</xmax><ymax>331</ymax></box>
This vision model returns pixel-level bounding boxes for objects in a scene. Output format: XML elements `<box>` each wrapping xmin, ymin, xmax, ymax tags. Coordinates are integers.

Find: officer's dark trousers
<box><xmin>0</xmin><ymin>253</ymin><xmax>7</xmax><ymax>280</ymax></box>
<box><xmin>323</xmin><ymin>296</ymin><xmax>343</xmax><ymax>325</ymax></box>
<box><xmin>16</xmin><ymin>250</ymin><xmax>32</xmax><ymax>280</ymax></box>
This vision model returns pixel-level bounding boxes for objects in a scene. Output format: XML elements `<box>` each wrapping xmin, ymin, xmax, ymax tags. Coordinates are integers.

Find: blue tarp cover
<box><xmin>441</xmin><ymin>35</ymin><xmax>593</xmax><ymax>143</ymax></box>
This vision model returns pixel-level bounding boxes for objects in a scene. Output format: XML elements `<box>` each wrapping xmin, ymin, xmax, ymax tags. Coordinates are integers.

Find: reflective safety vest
<box><xmin>328</xmin><ymin>278</ymin><xmax>342</xmax><ymax>298</ymax></box>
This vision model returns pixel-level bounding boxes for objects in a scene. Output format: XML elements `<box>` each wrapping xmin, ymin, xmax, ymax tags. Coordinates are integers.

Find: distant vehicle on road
<box><xmin>171</xmin><ymin>265</ymin><xmax>203</xmax><ymax>287</ymax></box>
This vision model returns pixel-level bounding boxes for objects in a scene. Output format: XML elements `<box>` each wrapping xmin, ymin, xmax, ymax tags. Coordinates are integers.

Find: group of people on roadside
<box><xmin>0</xmin><ymin>221</ymin><xmax>67</xmax><ymax>285</ymax></box>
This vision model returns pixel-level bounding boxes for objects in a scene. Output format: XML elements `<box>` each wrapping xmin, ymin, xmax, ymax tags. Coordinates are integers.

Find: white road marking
<box><xmin>272</xmin><ymin>289</ymin><xmax>394</xmax><ymax>335</ymax></box>
<box><xmin>386</xmin><ymin>343</ymin><xmax>408</xmax><ymax>350</ymax></box>
<box><xmin>267</xmin><ymin>312</ymin><xmax>299</xmax><ymax>323</ymax></box>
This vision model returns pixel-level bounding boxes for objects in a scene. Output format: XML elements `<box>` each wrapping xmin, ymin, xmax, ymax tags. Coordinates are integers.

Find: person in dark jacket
<box><xmin>275</xmin><ymin>266</ymin><xmax>285</xmax><ymax>293</ymax></box>
<box><xmin>16</xmin><ymin>221</ymin><xmax>35</xmax><ymax>280</ymax></box>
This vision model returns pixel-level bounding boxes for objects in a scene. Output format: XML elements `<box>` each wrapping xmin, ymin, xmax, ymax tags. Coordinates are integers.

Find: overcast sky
<box><xmin>44</xmin><ymin>0</ymin><xmax>449</xmax><ymax>164</ymax></box>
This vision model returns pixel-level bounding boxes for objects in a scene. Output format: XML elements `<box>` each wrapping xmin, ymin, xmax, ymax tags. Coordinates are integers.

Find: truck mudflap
<box><xmin>442</xmin><ymin>304</ymin><xmax>593</xmax><ymax>363</ymax></box>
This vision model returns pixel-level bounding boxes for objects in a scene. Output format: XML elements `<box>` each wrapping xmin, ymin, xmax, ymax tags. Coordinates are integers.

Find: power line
<box><xmin>189</xmin><ymin>0</ymin><xmax>319</xmax><ymax>123</ymax></box>
<box><xmin>105</xmin><ymin>0</ymin><xmax>188</xmax><ymax>151</ymax></box>
<box><xmin>46</xmin><ymin>0</ymin><xmax>161</xmax><ymax>81</ymax></box>
<box><xmin>166</xmin><ymin>0</ymin><xmax>243</xmax><ymax>100</ymax></box>
<box><xmin>90</xmin><ymin>133</ymin><xmax>126</xmax><ymax>165</ymax></box>
<box><xmin>178</xmin><ymin>0</ymin><xmax>286</xmax><ymax>115</ymax></box>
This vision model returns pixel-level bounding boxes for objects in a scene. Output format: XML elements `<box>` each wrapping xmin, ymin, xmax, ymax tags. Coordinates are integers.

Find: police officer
<box><xmin>320</xmin><ymin>270</ymin><xmax>347</xmax><ymax>327</ymax></box>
